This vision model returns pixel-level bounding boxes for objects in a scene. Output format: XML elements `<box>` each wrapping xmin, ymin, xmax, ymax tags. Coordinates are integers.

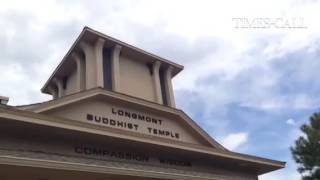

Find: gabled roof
<box><xmin>20</xmin><ymin>87</ymin><xmax>225</xmax><ymax>149</ymax></box>
<box><xmin>41</xmin><ymin>27</ymin><xmax>184</xmax><ymax>95</ymax></box>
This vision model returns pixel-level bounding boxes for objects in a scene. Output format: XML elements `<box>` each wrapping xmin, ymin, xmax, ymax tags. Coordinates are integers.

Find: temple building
<box><xmin>0</xmin><ymin>27</ymin><xmax>285</xmax><ymax>180</ymax></box>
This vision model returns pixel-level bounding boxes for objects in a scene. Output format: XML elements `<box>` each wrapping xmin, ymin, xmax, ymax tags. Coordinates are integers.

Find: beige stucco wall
<box><xmin>43</xmin><ymin>99</ymin><xmax>204</xmax><ymax>145</ymax></box>
<box><xmin>119</xmin><ymin>55</ymin><xmax>156</xmax><ymax>102</ymax></box>
<box><xmin>0</xmin><ymin>121</ymin><xmax>258</xmax><ymax>180</ymax></box>
<box><xmin>64</xmin><ymin>68</ymin><xmax>78</xmax><ymax>96</ymax></box>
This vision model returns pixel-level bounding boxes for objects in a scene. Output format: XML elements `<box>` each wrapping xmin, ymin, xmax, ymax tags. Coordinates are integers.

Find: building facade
<box><xmin>0</xmin><ymin>27</ymin><xmax>285</xmax><ymax>180</ymax></box>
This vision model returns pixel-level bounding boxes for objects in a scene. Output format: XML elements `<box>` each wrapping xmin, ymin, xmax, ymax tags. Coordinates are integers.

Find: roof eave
<box><xmin>84</xmin><ymin>27</ymin><xmax>184</xmax><ymax>71</ymax></box>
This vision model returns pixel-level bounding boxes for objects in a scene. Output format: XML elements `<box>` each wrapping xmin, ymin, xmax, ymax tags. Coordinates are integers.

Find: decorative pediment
<box><xmin>30</xmin><ymin>88</ymin><xmax>224</xmax><ymax>149</ymax></box>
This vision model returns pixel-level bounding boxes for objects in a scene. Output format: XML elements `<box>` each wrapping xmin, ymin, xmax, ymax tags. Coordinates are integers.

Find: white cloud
<box><xmin>220</xmin><ymin>132</ymin><xmax>248</xmax><ymax>150</ymax></box>
<box><xmin>286</xmin><ymin>118</ymin><xmax>296</xmax><ymax>125</ymax></box>
<box><xmin>260</xmin><ymin>157</ymin><xmax>300</xmax><ymax>180</ymax></box>
<box><xmin>240</xmin><ymin>94</ymin><xmax>320</xmax><ymax>112</ymax></box>
<box><xmin>260</xmin><ymin>170</ymin><xmax>300</xmax><ymax>180</ymax></box>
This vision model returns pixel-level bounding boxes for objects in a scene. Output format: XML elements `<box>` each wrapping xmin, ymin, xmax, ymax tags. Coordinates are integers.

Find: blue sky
<box><xmin>1</xmin><ymin>0</ymin><xmax>320</xmax><ymax>179</ymax></box>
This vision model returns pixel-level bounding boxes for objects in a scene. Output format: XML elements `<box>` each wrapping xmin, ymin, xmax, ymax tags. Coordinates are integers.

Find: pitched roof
<box><xmin>19</xmin><ymin>87</ymin><xmax>226</xmax><ymax>149</ymax></box>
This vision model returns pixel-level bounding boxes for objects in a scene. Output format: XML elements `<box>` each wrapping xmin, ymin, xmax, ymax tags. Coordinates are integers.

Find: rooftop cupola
<box><xmin>41</xmin><ymin>27</ymin><xmax>183</xmax><ymax>108</ymax></box>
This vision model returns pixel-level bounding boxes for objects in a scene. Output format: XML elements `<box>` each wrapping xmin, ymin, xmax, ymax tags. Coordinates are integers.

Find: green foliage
<box><xmin>291</xmin><ymin>112</ymin><xmax>320</xmax><ymax>180</ymax></box>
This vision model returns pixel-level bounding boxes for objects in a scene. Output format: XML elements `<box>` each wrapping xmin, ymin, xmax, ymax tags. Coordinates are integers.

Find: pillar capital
<box><xmin>48</xmin><ymin>85</ymin><xmax>58</xmax><ymax>99</ymax></box>
<box><xmin>154</xmin><ymin>61</ymin><xmax>161</xmax><ymax>69</ymax></box>
<box><xmin>114</xmin><ymin>44</ymin><xmax>122</xmax><ymax>52</ymax></box>
<box><xmin>167</xmin><ymin>65</ymin><xmax>174</xmax><ymax>75</ymax></box>
<box><xmin>53</xmin><ymin>78</ymin><xmax>64</xmax><ymax>98</ymax></box>
<box><xmin>96</xmin><ymin>38</ymin><xmax>105</xmax><ymax>46</ymax></box>
<box><xmin>71</xmin><ymin>52</ymin><xmax>80</xmax><ymax>62</ymax></box>
<box><xmin>79</xmin><ymin>42</ymin><xmax>91</xmax><ymax>52</ymax></box>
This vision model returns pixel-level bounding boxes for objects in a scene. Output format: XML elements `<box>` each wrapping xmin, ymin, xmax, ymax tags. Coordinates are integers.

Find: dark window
<box><xmin>80</xmin><ymin>50</ymin><xmax>86</xmax><ymax>90</ymax></box>
<box><xmin>159</xmin><ymin>68</ymin><xmax>168</xmax><ymax>106</ymax></box>
<box><xmin>103</xmin><ymin>47</ymin><xmax>113</xmax><ymax>90</ymax></box>
<box><xmin>146</xmin><ymin>63</ymin><xmax>153</xmax><ymax>75</ymax></box>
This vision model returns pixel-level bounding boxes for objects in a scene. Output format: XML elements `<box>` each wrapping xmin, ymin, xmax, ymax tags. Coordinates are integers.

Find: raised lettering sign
<box><xmin>74</xmin><ymin>146</ymin><xmax>192</xmax><ymax>167</ymax></box>
<box><xmin>86</xmin><ymin>107</ymin><xmax>180</xmax><ymax>140</ymax></box>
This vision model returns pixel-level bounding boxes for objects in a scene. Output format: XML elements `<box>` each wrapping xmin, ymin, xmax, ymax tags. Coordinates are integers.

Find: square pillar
<box><xmin>94</xmin><ymin>38</ymin><xmax>105</xmax><ymax>88</ymax></box>
<box><xmin>72</xmin><ymin>53</ymin><xmax>86</xmax><ymax>92</ymax></box>
<box><xmin>153</xmin><ymin>61</ymin><xmax>163</xmax><ymax>104</ymax></box>
<box><xmin>80</xmin><ymin>42</ymin><xmax>96</xmax><ymax>89</ymax></box>
<box><xmin>164</xmin><ymin>66</ymin><xmax>176</xmax><ymax>108</ymax></box>
<box><xmin>111</xmin><ymin>45</ymin><xmax>122</xmax><ymax>92</ymax></box>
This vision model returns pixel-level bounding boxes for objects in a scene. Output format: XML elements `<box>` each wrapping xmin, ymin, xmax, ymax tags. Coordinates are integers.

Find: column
<box><xmin>53</xmin><ymin>78</ymin><xmax>64</xmax><ymax>98</ymax></box>
<box><xmin>94</xmin><ymin>38</ymin><xmax>105</xmax><ymax>88</ymax></box>
<box><xmin>80</xmin><ymin>42</ymin><xmax>96</xmax><ymax>89</ymax></box>
<box><xmin>111</xmin><ymin>45</ymin><xmax>122</xmax><ymax>91</ymax></box>
<box><xmin>164</xmin><ymin>66</ymin><xmax>176</xmax><ymax>108</ymax></box>
<box><xmin>153</xmin><ymin>61</ymin><xmax>163</xmax><ymax>104</ymax></box>
<box><xmin>48</xmin><ymin>86</ymin><xmax>58</xmax><ymax>99</ymax></box>
<box><xmin>72</xmin><ymin>53</ymin><xmax>85</xmax><ymax>92</ymax></box>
